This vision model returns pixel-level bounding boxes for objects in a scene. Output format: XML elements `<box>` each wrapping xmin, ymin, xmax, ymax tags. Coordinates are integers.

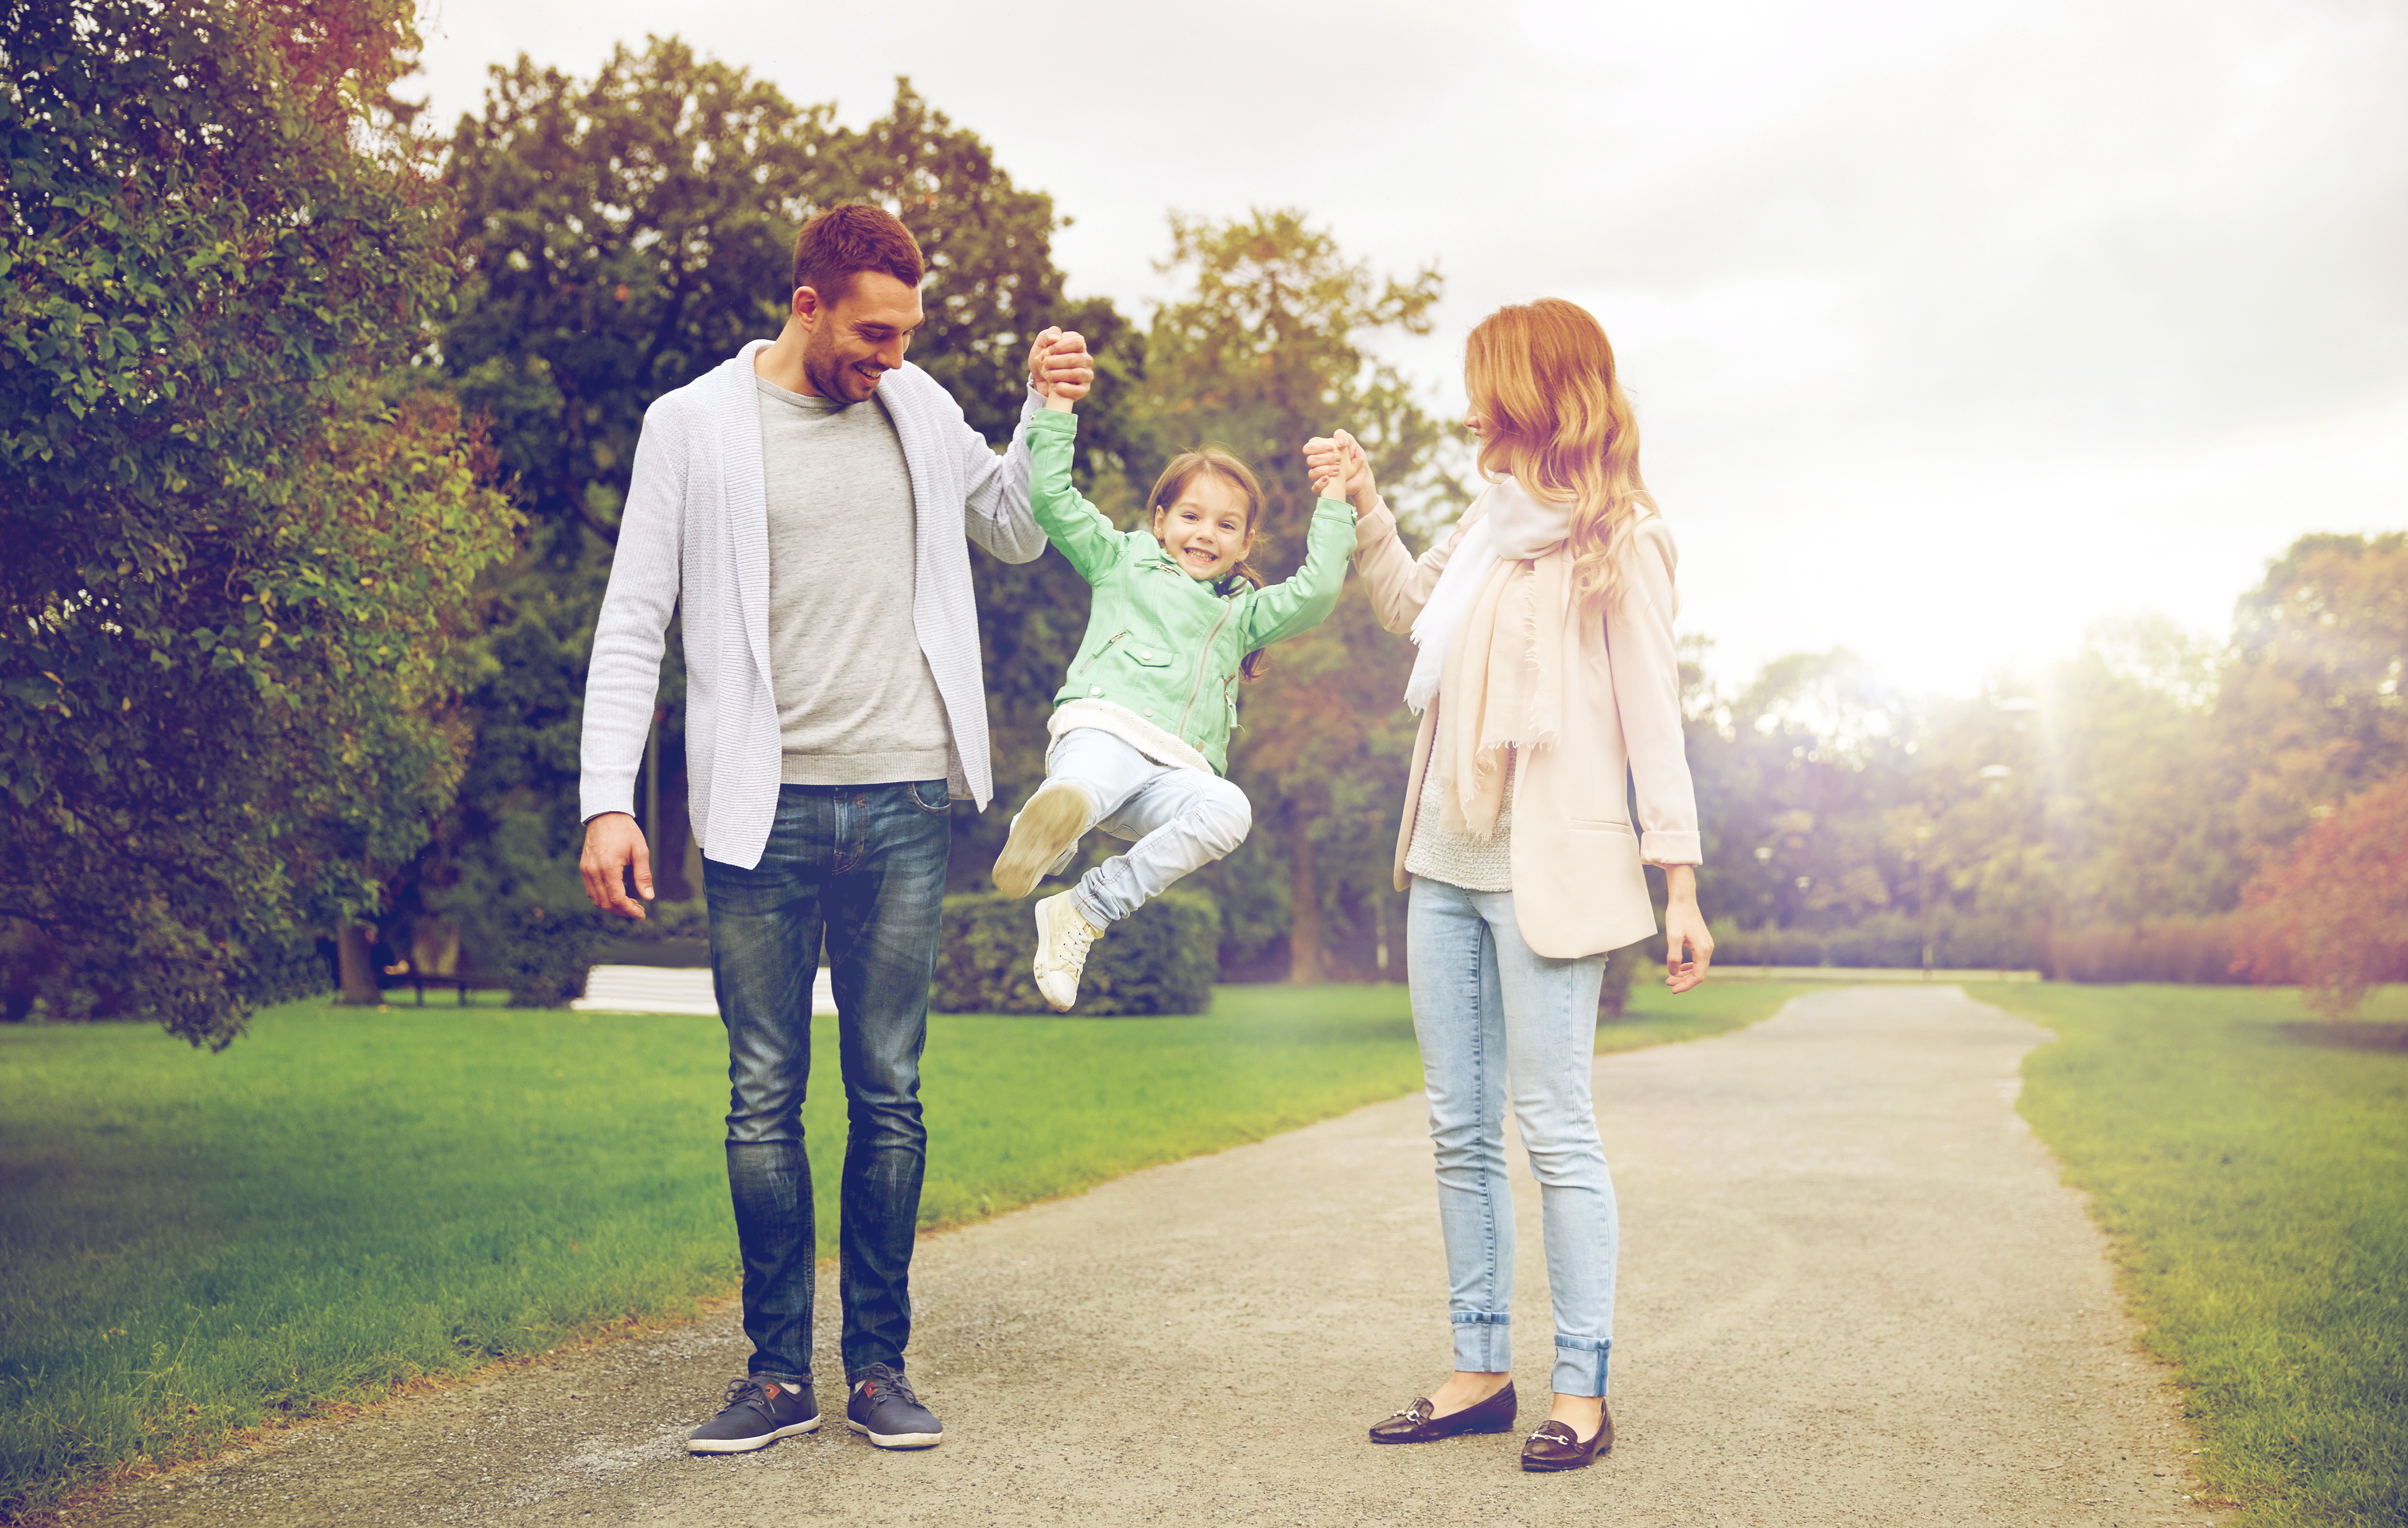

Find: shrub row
<box><xmin>933</xmin><ymin>890</ymin><xmax>1218</xmax><ymax>1015</ymax></box>
<box><xmin>1709</xmin><ymin>910</ymin><xmax>2044</xmax><ymax>971</ymax></box>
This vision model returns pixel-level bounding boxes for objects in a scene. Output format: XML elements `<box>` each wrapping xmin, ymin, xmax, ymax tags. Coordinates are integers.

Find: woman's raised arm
<box><xmin>1304</xmin><ymin>430</ymin><xmax>1477</xmax><ymax>635</ymax></box>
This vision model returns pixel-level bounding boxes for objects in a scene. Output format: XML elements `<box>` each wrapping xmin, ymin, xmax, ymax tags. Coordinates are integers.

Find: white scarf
<box><xmin>1404</xmin><ymin>479</ymin><xmax>1574</xmax><ymax>714</ymax></box>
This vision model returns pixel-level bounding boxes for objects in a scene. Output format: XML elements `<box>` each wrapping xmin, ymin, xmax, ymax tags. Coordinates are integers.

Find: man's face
<box><xmin>798</xmin><ymin>271</ymin><xmax>924</xmax><ymax>403</ymax></box>
<box><xmin>1151</xmin><ymin>472</ymin><xmax>1255</xmax><ymax>582</ymax></box>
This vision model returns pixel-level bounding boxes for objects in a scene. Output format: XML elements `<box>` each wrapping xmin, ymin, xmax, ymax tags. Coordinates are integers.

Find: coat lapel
<box><xmin>718</xmin><ymin>343</ymin><xmax>774</xmax><ymax>689</ymax></box>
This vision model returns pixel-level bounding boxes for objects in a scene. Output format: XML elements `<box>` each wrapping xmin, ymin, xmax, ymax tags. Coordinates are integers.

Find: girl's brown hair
<box><xmin>1148</xmin><ymin>446</ymin><xmax>1273</xmax><ymax>680</ymax></box>
<box><xmin>1463</xmin><ymin>297</ymin><xmax>1656</xmax><ymax>608</ymax></box>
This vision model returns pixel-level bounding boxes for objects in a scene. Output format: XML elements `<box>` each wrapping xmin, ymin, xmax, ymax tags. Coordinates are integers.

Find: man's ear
<box><xmin>791</xmin><ymin>285</ymin><xmax>824</xmax><ymax>322</ymax></box>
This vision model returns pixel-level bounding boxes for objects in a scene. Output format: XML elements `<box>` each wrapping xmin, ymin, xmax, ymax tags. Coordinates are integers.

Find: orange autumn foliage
<box><xmin>2232</xmin><ymin>776</ymin><xmax>2408</xmax><ymax>1016</ymax></box>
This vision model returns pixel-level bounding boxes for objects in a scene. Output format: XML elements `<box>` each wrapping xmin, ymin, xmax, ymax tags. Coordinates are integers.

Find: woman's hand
<box><xmin>1661</xmin><ymin>865</ymin><xmax>1713</xmax><ymax>993</ymax></box>
<box><xmin>1303</xmin><ymin>430</ymin><xmax>1379</xmax><ymax>512</ymax></box>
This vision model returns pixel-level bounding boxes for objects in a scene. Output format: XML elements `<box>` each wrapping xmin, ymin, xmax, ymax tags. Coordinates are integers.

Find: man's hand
<box><xmin>580</xmin><ymin>812</ymin><xmax>654</xmax><ymax>919</ymax></box>
<box><xmin>1027</xmin><ymin>326</ymin><xmax>1094</xmax><ymax>405</ymax></box>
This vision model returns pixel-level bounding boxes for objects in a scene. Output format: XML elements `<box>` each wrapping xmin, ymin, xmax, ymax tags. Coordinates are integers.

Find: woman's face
<box><xmin>1152</xmin><ymin>472</ymin><xmax>1255</xmax><ymax>581</ymax></box>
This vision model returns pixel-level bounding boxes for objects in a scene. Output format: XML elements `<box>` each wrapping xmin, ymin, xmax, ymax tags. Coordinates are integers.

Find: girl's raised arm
<box><xmin>1022</xmin><ymin>412</ymin><xmax>1131</xmax><ymax>588</ymax></box>
<box><xmin>1242</xmin><ymin>495</ymin><xmax>1358</xmax><ymax>650</ymax></box>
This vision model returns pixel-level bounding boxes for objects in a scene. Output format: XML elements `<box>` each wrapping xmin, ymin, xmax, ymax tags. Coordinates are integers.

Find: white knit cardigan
<box><xmin>579</xmin><ymin>340</ymin><xmax>1049</xmax><ymax>869</ymax></box>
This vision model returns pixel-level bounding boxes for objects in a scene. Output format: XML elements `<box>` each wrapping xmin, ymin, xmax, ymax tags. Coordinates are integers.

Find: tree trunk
<box><xmin>335</xmin><ymin>925</ymin><xmax>382</xmax><ymax>1006</ymax></box>
<box><xmin>1288</xmin><ymin>817</ymin><xmax>1324</xmax><ymax>984</ymax></box>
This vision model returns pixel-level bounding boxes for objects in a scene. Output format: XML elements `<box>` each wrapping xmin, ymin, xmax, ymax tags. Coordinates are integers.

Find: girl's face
<box><xmin>1152</xmin><ymin>472</ymin><xmax>1255</xmax><ymax>581</ymax></box>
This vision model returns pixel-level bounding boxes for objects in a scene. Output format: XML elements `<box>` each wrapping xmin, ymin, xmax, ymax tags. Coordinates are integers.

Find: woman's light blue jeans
<box><xmin>1408</xmin><ymin>875</ymin><xmax>1617</xmax><ymax>1397</ymax></box>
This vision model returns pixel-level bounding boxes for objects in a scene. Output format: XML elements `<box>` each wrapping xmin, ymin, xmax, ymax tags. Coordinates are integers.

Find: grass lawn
<box><xmin>1970</xmin><ymin>982</ymin><xmax>2408</xmax><ymax>1528</ymax></box>
<box><xmin>0</xmin><ymin>975</ymin><xmax>1804</xmax><ymax>1516</ymax></box>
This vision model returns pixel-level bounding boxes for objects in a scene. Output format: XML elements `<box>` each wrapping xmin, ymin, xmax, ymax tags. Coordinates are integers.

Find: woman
<box><xmin>1307</xmin><ymin>298</ymin><xmax>1711</xmax><ymax>1474</ymax></box>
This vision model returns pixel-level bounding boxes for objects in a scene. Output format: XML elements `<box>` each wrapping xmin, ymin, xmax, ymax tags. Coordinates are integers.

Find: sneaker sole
<box><xmin>686</xmin><ymin>1416</ymin><xmax>821</xmax><ymax>1454</ymax></box>
<box><xmin>993</xmin><ymin>783</ymin><xmax>1088</xmax><ymax>898</ymax></box>
<box><xmin>847</xmin><ymin>1419</ymin><xmax>943</xmax><ymax>1449</ymax></box>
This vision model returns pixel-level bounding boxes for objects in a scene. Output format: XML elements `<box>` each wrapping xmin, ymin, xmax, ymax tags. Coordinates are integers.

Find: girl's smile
<box><xmin>1152</xmin><ymin>472</ymin><xmax>1255</xmax><ymax>581</ymax></box>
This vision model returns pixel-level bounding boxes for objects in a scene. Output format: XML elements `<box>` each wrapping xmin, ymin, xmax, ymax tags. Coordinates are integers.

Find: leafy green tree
<box><xmin>1128</xmin><ymin>209</ymin><xmax>1464</xmax><ymax>981</ymax></box>
<box><xmin>427</xmin><ymin>45</ymin><xmax>1131</xmax><ymax>979</ymax></box>
<box><xmin>2217</xmin><ymin>532</ymin><xmax>2408</xmax><ymax>874</ymax></box>
<box><xmin>0</xmin><ymin>0</ymin><xmax>516</xmax><ymax>1042</ymax></box>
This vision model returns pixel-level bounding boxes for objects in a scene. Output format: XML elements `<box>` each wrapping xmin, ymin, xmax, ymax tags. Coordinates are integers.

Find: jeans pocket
<box><xmin>908</xmin><ymin>779</ymin><xmax>952</xmax><ymax>815</ymax></box>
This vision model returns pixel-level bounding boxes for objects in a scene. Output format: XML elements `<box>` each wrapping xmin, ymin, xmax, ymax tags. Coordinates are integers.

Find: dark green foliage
<box><xmin>484</xmin><ymin>904</ymin><xmax>602</xmax><ymax>1009</ymax></box>
<box><xmin>934</xmin><ymin>891</ymin><xmax>1218</xmax><ymax>1015</ymax></box>
<box><xmin>1596</xmin><ymin>943</ymin><xmax>1640</xmax><ymax>1019</ymax></box>
<box><xmin>0</xmin><ymin>0</ymin><xmax>518</xmax><ymax>1044</ymax></box>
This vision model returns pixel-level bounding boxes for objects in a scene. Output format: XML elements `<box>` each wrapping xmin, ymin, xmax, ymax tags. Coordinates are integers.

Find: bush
<box><xmin>2050</xmin><ymin>914</ymin><xmax>2257</xmax><ymax>986</ymax></box>
<box><xmin>1596</xmin><ymin>941</ymin><xmax>1643</xmax><ymax>1019</ymax></box>
<box><xmin>482</xmin><ymin>904</ymin><xmax>603</xmax><ymax>1008</ymax></box>
<box><xmin>935</xmin><ymin>891</ymin><xmax>1218</xmax><ymax>1015</ymax></box>
<box><xmin>1707</xmin><ymin>910</ymin><xmax>2044</xmax><ymax>970</ymax></box>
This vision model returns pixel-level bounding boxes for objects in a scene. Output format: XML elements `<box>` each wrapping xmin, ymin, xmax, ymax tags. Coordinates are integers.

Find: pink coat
<box><xmin>1353</xmin><ymin>494</ymin><xmax>1702</xmax><ymax>959</ymax></box>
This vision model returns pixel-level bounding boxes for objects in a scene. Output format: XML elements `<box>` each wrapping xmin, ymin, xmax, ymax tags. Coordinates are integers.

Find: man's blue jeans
<box><xmin>1407</xmin><ymin>875</ymin><xmax>1618</xmax><ymax>1397</ymax></box>
<box><xmin>703</xmin><ymin>780</ymin><xmax>952</xmax><ymax>1389</ymax></box>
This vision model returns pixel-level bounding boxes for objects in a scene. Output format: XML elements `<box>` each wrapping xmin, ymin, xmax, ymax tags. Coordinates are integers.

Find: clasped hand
<box><xmin>1027</xmin><ymin>326</ymin><xmax>1094</xmax><ymax>406</ymax></box>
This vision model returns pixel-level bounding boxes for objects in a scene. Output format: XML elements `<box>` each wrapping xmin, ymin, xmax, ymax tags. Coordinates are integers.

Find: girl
<box><xmin>998</xmin><ymin>339</ymin><xmax>1356</xmax><ymax>1010</ymax></box>
<box><xmin>1308</xmin><ymin>298</ymin><xmax>1711</xmax><ymax>1474</ymax></box>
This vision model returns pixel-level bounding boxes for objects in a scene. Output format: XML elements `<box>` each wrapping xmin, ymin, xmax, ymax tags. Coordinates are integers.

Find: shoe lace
<box><xmin>722</xmin><ymin>1377</ymin><xmax>772</xmax><ymax>1414</ymax></box>
<box><xmin>1058</xmin><ymin>915</ymin><xmax>1098</xmax><ymax>967</ymax></box>
<box><xmin>860</xmin><ymin>1363</ymin><xmax>920</xmax><ymax>1408</ymax></box>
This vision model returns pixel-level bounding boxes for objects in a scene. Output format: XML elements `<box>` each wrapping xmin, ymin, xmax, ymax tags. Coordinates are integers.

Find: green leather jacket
<box><xmin>1028</xmin><ymin>411</ymin><xmax>1355</xmax><ymax>774</ymax></box>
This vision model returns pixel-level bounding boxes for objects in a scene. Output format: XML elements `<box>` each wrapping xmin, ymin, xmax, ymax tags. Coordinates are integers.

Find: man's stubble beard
<box><xmin>801</xmin><ymin>329</ymin><xmax>877</xmax><ymax>405</ymax></box>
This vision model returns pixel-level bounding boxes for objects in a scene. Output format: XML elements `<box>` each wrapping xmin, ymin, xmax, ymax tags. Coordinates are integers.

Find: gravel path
<box><xmin>66</xmin><ymin>985</ymin><xmax>2225</xmax><ymax>1527</ymax></box>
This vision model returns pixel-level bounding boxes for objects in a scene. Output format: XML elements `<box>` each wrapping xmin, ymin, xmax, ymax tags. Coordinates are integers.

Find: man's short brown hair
<box><xmin>791</xmin><ymin>203</ymin><xmax>925</xmax><ymax>307</ymax></box>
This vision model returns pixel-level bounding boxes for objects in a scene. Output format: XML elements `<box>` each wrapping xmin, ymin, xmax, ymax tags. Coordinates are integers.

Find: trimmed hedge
<box><xmin>935</xmin><ymin>890</ymin><xmax>1218</xmax><ymax>1016</ymax></box>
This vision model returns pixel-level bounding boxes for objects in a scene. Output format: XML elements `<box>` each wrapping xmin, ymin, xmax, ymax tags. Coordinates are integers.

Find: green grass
<box><xmin>0</xmin><ymin>976</ymin><xmax>1803</xmax><ymax>1517</ymax></box>
<box><xmin>1970</xmin><ymin>982</ymin><xmax>2408</xmax><ymax>1528</ymax></box>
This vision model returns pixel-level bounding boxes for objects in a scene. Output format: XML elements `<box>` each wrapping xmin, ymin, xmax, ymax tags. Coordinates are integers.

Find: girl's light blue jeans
<box><xmin>1042</xmin><ymin>728</ymin><xmax>1252</xmax><ymax>926</ymax></box>
<box><xmin>1407</xmin><ymin>875</ymin><xmax>1617</xmax><ymax>1397</ymax></box>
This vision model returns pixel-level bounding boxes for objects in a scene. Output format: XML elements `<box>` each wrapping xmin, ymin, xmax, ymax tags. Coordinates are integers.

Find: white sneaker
<box><xmin>993</xmin><ymin>780</ymin><xmax>1092</xmax><ymax>898</ymax></box>
<box><xmin>1032</xmin><ymin>892</ymin><xmax>1104</xmax><ymax>1012</ymax></box>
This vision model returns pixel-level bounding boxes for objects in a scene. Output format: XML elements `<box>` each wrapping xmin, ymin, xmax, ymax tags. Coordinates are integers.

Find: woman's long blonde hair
<box><xmin>1462</xmin><ymin>298</ymin><xmax>1654</xmax><ymax>607</ymax></box>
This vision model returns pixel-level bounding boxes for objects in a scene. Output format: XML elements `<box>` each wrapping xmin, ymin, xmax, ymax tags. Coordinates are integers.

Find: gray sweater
<box><xmin>756</xmin><ymin>376</ymin><xmax>951</xmax><ymax>785</ymax></box>
<box><xmin>580</xmin><ymin>343</ymin><xmax>1049</xmax><ymax>869</ymax></box>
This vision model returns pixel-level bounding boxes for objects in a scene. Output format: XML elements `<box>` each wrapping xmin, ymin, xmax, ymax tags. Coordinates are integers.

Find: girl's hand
<box><xmin>1303</xmin><ymin>432</ymin><xmax>1377</xmax><ymax>510</ymax></box>
<box><xmin>1661</xmin><ymin>867</ymin><xmax>1714</xmax><ymax>993</ymax></box>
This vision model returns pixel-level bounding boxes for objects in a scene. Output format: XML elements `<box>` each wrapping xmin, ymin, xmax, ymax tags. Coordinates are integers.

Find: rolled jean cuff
<box><xmin>1451</xmin><ymin>1312</ymin><xmax>1510</xmax><ymax>1373</ymax></box>
<box><xmin>747</xmin><ymin>1368</ymin><xmax>811</xmax><ymax>1390</ymax></box>
<box><xmin>1552</xmin><ymin>1336</ymin><xmax>1611</xmax><ymax>1398</ymax></box>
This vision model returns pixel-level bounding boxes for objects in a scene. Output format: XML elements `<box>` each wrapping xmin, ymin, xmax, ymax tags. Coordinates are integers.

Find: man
<box><xmin>577</xmin><ymin>203</ymin><xmax>1089</xmax><ymax>1456</ymax></box>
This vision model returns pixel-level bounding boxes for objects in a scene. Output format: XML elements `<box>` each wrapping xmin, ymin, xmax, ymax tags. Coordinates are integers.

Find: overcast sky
<box><xmin>413</xmin><ymin>0</ymin><xmax>2406</xmax><ymax>697</ymax></box>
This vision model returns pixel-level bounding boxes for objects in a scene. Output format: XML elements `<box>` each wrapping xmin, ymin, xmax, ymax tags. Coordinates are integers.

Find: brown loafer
<box><xmin>1368</xmin><ymin>1381</ymin><xmax>1517</xmax><ymax>1444</ymax></box>
<box><xmin>1520</xmin><ymin>1405</ymin><xmax>1613</xmax><ymax>1471</ymax></box>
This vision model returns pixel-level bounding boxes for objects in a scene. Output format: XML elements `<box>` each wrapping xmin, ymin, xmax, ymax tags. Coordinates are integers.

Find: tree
<box><xmin>429</xmin><ymin>47</ymin><xmax>1132</xmax><ymax>981</ymax></box>
<box><xmin>1130</xmin><ymin>209</ymin><xmax>1464</xmax><ymax>981</ymax></box>
<box><xmin>2217</xmin><ymin>533</ymin><xmax>2408</xmax><ymax>875</ymax></box>
<box><xmin>2233</xmin><ymin>776</ymin><xmax>2408</xmax><ymax>1016</ymax></box>
<box><xmin>0</xmin><ymin>0</ymin><xmax>516</xmax><ymax>1042</ymax></box>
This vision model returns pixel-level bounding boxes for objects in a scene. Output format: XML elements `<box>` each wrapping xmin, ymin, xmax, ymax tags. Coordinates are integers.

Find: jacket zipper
<box><xmin>1175</xmin><ymin>602</ymin><xmax>1237</xmax><ymax>736</ymax></box>
<box><xmin>1074</xmin><ymin>630</ymin><xmax>1130</xmax><ymax>679</ymax></box>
